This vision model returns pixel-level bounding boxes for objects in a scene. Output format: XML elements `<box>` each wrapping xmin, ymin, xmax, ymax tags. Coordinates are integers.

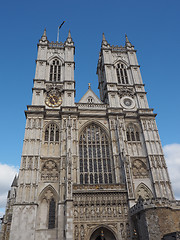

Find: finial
<box><xmin>68</xmin><ymin>29</ymin><xmax>72</xmax><ymax>38</ymax></box>
<box><xmin>11</xmin><ymin>175</ymin><xmax>18</xmax><ymax>187</ymax></box>
<box><xmin>101</xmin><ymin>32</ymin><xmax>109</xmax><ymax>48</ymax></box>
<box><xmin>43</xmin><ymin>28</ymin><xmax>46</xmax><ymax>37</ymax></box>
<box><xmin>88</xmin><ymin>83</ymin><xmax>91</xmax><ymax>89</ymax></box>
<box><xmin>40</xmin><ymin>28</ymin><xmax>48</xmax><ymax>43</ymax></box>
<box><xmin>102</xmin><ymin>32</ymin><xmax>106</xmax><ymax>41</ymax></box>
<box><xmin>125</xmin><ymin>34</ymin><xmax>132</xmax><ymax>48</ymax></box>
<box><xmin>65</xmin><ymin>29</ymin><xmax>73</xmax><ymax>45</ymax></box>
<box><xmin>125</xmin><ymin>33</ymin><xmax>130</xmax><ymax>43</ymax></box>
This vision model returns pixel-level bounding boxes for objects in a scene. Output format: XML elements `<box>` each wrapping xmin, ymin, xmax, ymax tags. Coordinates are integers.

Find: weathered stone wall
<box><xmin>131</xmin><ymin>199</ymin><xmax>180</xmax><ymax>240</ymax></box>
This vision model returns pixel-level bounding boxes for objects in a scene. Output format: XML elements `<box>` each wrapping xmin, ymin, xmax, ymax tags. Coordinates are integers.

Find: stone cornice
<box><xmin>33</xmin><ymin>79</ymin><xmax>46</xmax><ymax>82</ymax></box>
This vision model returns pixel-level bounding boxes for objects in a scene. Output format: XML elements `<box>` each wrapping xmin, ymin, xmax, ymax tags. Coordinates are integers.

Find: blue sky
<box><xmin>0</xmin><ymin>0</ymin><xmax>180</xmax><ymax>213</ymax></box>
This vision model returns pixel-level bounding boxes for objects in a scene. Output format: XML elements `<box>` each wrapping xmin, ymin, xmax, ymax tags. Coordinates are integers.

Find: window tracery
<box><xmin>116</xmin><ymin>63</ymin><xmax>129</xmax><ymax>84</ymax></box>
<box><xmin>38</xmin><ymin>187</ymin><xmax>57</xmax><ymax>230</ymax></box>
<box><xmin>79</xmin><ymin>123</ymin><xmax>114</xmax><ymax>184</ymax></box>
<box><xmin>126</xmin><ymin>124</ymin><xmax>140</xmax><ymax>142</ymax></box>
<box><xmin>49</xmin><ymin>59</ymin><xmax>61</xmax><ymax>82</ymax></box>
<box><xmin>44</xmin><ymin>123</ymin><xmax>59</xmax><ymax>143</ymax></box>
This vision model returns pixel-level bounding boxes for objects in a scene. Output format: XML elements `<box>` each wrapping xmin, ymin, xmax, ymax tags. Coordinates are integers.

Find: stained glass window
<box><xmin>79</xmin><ymin>124</ymin><xmax>115</xmax><ymax>184</ymax></box>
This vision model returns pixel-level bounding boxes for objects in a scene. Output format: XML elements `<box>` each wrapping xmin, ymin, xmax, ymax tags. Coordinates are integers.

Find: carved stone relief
<box><xmin>135</xmin><ymin>183</ymin><xmax>153</xmax><ymax>200</ymax></box>
<box><xmin>132</xmin><ymin>159</ymin><xmax>148</xmax><ymax>178</ymax></box>
<box><xmin>73</xmin><ymin>193</ymin><xmax>128</xmax><ymax>221</ymax></box>
<box><xmin>41</xmin><ymin>160</ymin><xmax>58</xmax><ymax>181</ymax></box>
<box><xmin>118</xmin><ymin>86</ymin><xmax>134</xmax><ymax>98</ymax></box>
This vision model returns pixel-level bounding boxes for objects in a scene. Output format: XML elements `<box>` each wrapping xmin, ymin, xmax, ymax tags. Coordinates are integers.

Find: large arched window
<box><xmin>126</xmin><ymin>124</ymin><xmax>140</xmax><ymax>142</ymax></box>
<box><xmin>49</xmin><ymin>59</ymin><xmax>61</xmax><ymax>82</ymax></box>
<box><xmin>116</xmin><ymin>63</ymin><xmax>129</xmax><ymax>84</ymax></box>
<box><xmin>44</xmin><ymin>123</ymin><xmax>59</xmax><ymax>143</ymax></box>
<box><xmin>79</xmin><ymin>123</ymin><xmax>114</xmax><ymax>184</ymax></box>
<box><xmin>37</xmin><ymin>187</ymin><xmax>57</xmax><ymax>230</ymax></box>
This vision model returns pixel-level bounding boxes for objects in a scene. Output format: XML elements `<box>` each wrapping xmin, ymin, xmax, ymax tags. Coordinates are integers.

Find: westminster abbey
<box><xmin>1</xmin><ymin>29</ymin><xmax>180</xmax><ymax>240</ymax></box>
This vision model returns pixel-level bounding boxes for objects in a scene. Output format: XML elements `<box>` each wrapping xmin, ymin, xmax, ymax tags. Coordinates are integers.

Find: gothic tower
<box><xmin>1</xmin><ymin>30</ymin><xmax>179</xmax><ymax>240</ymax></box>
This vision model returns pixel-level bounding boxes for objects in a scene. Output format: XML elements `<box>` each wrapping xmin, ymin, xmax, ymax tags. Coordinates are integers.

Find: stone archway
<box><xmin>90</xmin><ymin>227</ymin><xmax>116</xmax><ymax>240</ymax></box>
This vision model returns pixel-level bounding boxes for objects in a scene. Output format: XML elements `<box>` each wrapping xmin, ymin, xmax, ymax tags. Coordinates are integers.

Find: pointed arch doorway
<box><xmin>90</xmin><ymin>227</ymin><xmax>116</xmax><ymax>240</ymax></box>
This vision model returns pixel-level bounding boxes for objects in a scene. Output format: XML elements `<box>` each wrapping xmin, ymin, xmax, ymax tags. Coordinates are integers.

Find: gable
<box><xmin>78</xmin><ymin>87</ymin><xmax>102</xmax><ymax>104</ymax></box>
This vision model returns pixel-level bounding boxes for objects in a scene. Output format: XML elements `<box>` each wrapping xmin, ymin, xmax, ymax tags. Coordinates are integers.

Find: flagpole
<box><xmin>57</xmin><ymin>21</ymin><xmax>65</xmax><ymax>43</ymax></box>
<box><xmin>57</xmin><ymin>26</ymin><xmax>59</xmax><ymax>42</ymax></box>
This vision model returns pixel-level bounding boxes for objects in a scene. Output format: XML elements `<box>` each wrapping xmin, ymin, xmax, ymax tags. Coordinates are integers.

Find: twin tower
<box><xmin>1</xmin><ymin>29</ymin><xmax>179</xmax><ymax>240</ymax></box>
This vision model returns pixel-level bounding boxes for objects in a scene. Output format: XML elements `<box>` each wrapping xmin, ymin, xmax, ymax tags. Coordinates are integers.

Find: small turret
<box><xmin>125</xmin><ymin>34</ymin><xmax>133</xmax><ymax>49</ymax></box>
<box><xmin>39</xmin><ymin>28</ymin><xmax>48</xmax><ymax>44</ymax></box>
<box><xmin>101</xmin><ymin>33</ymin><xmax>110</xmax><ymax>48</ymax></box>
<box><xmin>65</xmin><ymin>30</ymin><xmax>74</xmax><ymax>46</ymax></box>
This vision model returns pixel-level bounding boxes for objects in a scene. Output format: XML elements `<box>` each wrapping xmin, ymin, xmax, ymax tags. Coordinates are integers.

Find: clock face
<box><xmin>45</xmin><ymin>94</ymin><xmax>62</xmax><ymax>107</ymax></box>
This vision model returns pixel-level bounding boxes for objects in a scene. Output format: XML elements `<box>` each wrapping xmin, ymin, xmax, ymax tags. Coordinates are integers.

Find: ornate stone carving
<box><xmin>132</xmin><ymin>159</ymin><xmax>148</xmax><ymax>178</ymax></box>
<box><xmin>80</xmin><ymin>225</ymin><xmax>84</xmax><ymax>240</ymax></box>
<box><xmin>46</xmin><ymin>84</ymin><xmax>63</xmax><ymax>93</ymax></box>
<box><xmin>41</xmin><ymin>160</ymin><xmax>58</xmax><ymax>181</ymax></box>
<box><xmin>73</xmin><ymin>192</ymin><xmax>128</xmax><ymax>221</ymax></box>
<box><xmin>135</xmin><ymin>183</ymin><xmax>153</xmax><ymax>200</ymax></box>
<box><xmin>118</xmin><ymin>86</ymin><xmax>134</xmax><ymax>98</ymax></box>
<box><xmin>74</xmin><ymin>225</ymin><xmax>79</xmax><ymax>240</ymax></box>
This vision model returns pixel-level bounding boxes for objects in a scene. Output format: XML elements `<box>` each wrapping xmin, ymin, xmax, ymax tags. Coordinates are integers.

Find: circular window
<box><xmin>124</xmin><ymin>98</ymin><xmax>132</xmax><ymax>106</ymax></box>
<box><xmin>120</xmin><ymin>96</ymin><xmax>135</xmax><ymax>109</ymax></box>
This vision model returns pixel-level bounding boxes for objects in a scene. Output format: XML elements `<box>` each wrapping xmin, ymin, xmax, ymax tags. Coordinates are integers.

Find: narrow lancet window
<box><xmin>48</xmin><ymin>198</ymin><xmax>56</xmax><ymax>229</ymax></box>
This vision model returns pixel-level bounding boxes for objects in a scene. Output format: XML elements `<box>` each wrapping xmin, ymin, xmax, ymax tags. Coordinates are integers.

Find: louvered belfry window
<box><xmin>44</xmin><ymin>124</ymin><xmax>59</xmax><ymax>143</ymax></box>
<box><xmin>116</xmin><ymin>63</ymin><xmax>129</xmax><ymax>84</ymax></box>
<box><xmin>126</xmin><ymin>124</ymin><xmax>140</xmax><ymax>142</ymax></box>
<box><xmin>79</xmin><ymin>124</ymin><xmax>114</xmax><ymax>184</ymax></box>
<box><xmin>49</xmin><ymin>59</ymin><xmax>61</xmax><ymax>82</ymax></box>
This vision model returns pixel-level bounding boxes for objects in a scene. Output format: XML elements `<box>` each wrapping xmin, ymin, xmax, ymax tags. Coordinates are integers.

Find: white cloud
<box><xmin>163</xmin><ymin>143</ymin><xmax>180</xmax><ymax>200</ymax></box>
<box><xmin>0</xmin><ymin>163</ymin><xmax>19</xmax><ymax>212</ymax></box>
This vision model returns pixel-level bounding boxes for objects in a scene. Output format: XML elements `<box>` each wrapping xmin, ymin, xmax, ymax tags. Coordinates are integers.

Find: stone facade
<box><xmin>1</xmin><ymin>30</ymin><xmax>179</xmax><ymax>240</ymax></box>
<box><xmin>131</xmin><ymin>198</ymin><xmax>180</xmax><ymax>240</ymax></box>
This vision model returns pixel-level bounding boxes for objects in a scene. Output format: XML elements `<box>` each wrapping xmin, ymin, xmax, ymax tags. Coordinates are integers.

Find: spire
<box><xmin>39</xmin><ymin>28</ymin><xmax>48</xmax><ymax>43</ymax></box>
<box><xmin>65</xmin><ymin>29</ymin><xmax>74</xmax><ymax>45</ymax></box>
<box><xmin>43</xmin><ymin>28</ymin><xmax>46</xmax><ymax>37</ymax></box>
<box><xmin>125</xmin><ymin>34</ymin><xmax>132</xmax><ymax>48</ymax></box>
<box><xmin>11</xmin><ymin>175</ymin><xmax>18</xmax><ymax>187</ymax></box>
<box><xmin>68</xmin><ymin>29</ymin><xmax>71</xmax><ymax>38</ymax></box>
<box><xmin>101</xmin><ymin>32</ymin><xmax>109</xmax><ymax>48</ymax></box>
<box><xmin>102</xmin><ymin>32</ymin><xmax>106</xmax><ymax>41</ymax></box>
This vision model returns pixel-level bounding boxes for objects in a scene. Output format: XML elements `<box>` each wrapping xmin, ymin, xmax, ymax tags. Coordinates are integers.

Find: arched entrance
<box><xmin>90</xmin><ymin>227</ymin><xmax>116</xmax><ymax>240</ymax></box>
